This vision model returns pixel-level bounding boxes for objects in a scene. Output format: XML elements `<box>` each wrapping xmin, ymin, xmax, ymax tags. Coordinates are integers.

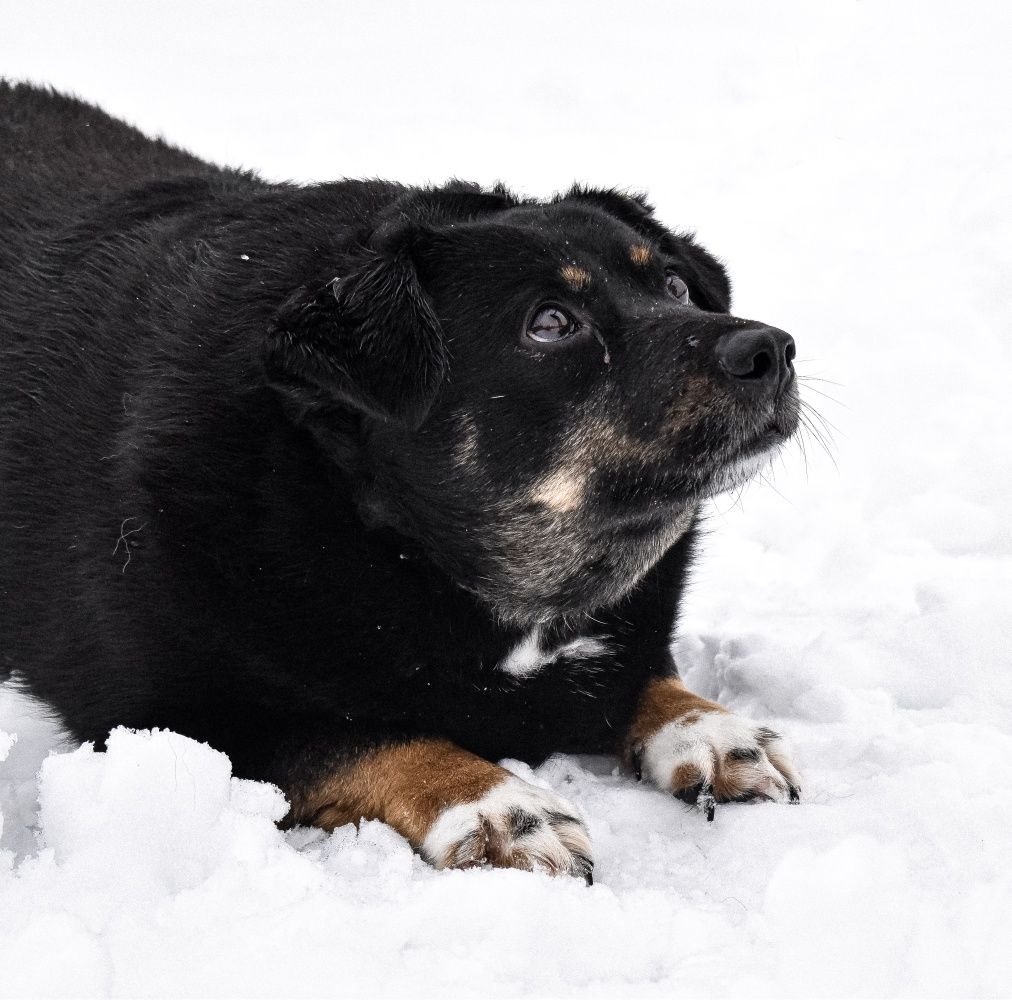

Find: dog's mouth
<box><xmin>598</xmin><ymin>399</ymin><xmax>799</xmax><ymax>516</ymax></box>
<box><xmin>689</xmin><ymin>404</ymin><xmax>799</xmax><ymax>499</ymax></box>
<box><xmin>734</xmin><ymin>413</ymin><xmax>796</xmax><ymax>459</ymax></box>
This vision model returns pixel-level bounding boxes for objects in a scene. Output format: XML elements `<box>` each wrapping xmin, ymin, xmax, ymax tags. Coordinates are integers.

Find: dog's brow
<box><xmin>629</xmin><ymin>244</ymin><xmax>652</xmax><ymax>265</ymax></box>
<box><xmin>560</xmin><ymin>264</ymin><xmax>591</xmax><ymax>290</ymax></box>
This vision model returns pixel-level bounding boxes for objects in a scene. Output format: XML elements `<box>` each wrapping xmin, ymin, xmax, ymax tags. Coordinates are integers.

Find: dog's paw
<box><xmin>633</xmin><ymin>710</ymin><xmax>801</xmax><ymax>819</ymax></box>
<box><xmin>420</xmin><ymin>777</ymin><xmax>594</xmax><ymax>883</ymax></box>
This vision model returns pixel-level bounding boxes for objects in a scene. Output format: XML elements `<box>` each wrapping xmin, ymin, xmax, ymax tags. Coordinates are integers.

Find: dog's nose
<box><xmin>716</xmin><ymin>325</ymin><xmax>795</xmax><ymax>391</ymax></box>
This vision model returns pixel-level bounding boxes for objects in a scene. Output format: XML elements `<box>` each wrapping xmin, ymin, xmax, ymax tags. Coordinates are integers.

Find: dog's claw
<box><xmin>572</xmin><ymin>851</ymin><xmax>594</xmax><ymax>886</ymax></box>
<box><xmin>698</xmin><ymin>783</ymin><xmax>716</xmax><ymax>821</ymax></box>
<box><xmin>630</xmin><ymin>744</ymin><xmax>644</xmax><ymax>782</ymax></box>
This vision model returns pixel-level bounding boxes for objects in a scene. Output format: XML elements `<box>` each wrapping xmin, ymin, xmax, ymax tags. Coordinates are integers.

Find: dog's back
<box><xmin>0</xmin><ymin>83</ymin><xmax>222</xmax><ymax>691</ymax></box>
<box><xmin>0</xmin><ymin>83</ymin><xmax>390</xmax><ymax>723</ymax></box>
<box><xmin>0</xmin><ymin>81</ymin><xmax>216</xmax><ymax>242</ymax></box>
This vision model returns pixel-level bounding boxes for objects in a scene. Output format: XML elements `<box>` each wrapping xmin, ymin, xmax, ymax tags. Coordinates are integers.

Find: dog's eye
<box><xmin>665</xmin><ymin>272</ymin><xmax>692</xmax><ymax>305</ymax></box>
<box><xmin>527</xmin><ymin>305</ymin><xmax>580</xmax><ymax>343</ymax></box>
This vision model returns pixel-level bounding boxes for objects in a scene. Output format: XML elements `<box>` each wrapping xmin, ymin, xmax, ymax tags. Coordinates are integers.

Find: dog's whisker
<box><xmin>799</xmin><ymin>393</ymin><xmax>835</xmax><ymax>428</ymax></box>
<box><xmin>794</xmin><ymin>428</ymin><xmax>810</xmax><ymax>481</ymax></box>
<box><xmin>800</xmin><ymin>404</ymin><xmax>839</xmax><ymax>447</ymax></box>
<box><xmin>797</xmin><ymin>410</ymin><xmax>838</xmax><ymax>469</ymax></box>
<box><xmin>797</xmin><ymin>381</ymin><xmax>845</xmax><ymax>407</ymax></box>
<box><xmin>796</xmin><ymin>373</ymin><xmax>845</xmax><ymax>388</ymax></box>
<box><xmin>757</xmin><ymin>471</ymin><xmax>792</xmax><ymax>506</ymax></box>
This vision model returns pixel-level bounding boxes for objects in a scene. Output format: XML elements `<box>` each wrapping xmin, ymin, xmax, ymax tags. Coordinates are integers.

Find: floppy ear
<box><xmin>265</xmin><ymin>227</ymin><xmax>448</xmax><ymax>430</ymax></box>
<box><xmin>669</xmin><ymin>237</ymin><xmax>733</xmax><ymax>314</ymax></box>
<box><xmin>559</xmin><ymin>185</ymin><xmax>657</xmax><ymax>230</ymax></box>
<box><xmin>403</xmin><ymin>179</ymin><xmax>518</xmax><ymax>225</ymax></box>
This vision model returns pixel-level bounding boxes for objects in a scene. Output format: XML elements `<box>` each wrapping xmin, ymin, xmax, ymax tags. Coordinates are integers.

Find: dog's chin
<box><xmin>685</xmin><ymin>388</ymin><xmax>800</xmax><ymax>499</ymax></box>
<box><xmin>695</xmin><ymin>450</ymin><xmax>775</xmax><ymax>500</ymax></box>
<box><xmin>695</xmin><ymin>426</ymin><xmax>791</xmax><ymax>500</ymax></box>
<box><xmin>597</xmin><ymin>427</ymin><xmax>793</xmax><ymax>517</ymax></box>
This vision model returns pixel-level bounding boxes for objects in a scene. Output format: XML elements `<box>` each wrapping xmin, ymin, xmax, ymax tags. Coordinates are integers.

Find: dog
<box><xmin>1</xmin><ymin>82</ymin><xmax>802</xmax><ymax>881</ymax></box>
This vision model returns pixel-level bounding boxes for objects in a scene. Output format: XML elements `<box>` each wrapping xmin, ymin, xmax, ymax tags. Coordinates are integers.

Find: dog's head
<box><xmin>267</xmin><ymin>183</ymin><xmax>799</xmax><ymax>625</ymax></box>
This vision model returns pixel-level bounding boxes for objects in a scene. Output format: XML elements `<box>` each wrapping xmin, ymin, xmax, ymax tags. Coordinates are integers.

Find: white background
<box><xmin>2</xmin><ymin>2</ymin><xmax>1010</xmax><ymax>996</ymax></box>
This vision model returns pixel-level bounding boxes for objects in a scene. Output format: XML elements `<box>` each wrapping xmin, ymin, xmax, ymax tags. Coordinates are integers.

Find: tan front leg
<box><xmin>625</xmin><ymin>677</ymin><xmax>801</xmax><ymax>818</ymax></box>
<box><xmin>286</xmin><ymin>737</ymin><xmax>593</xmax><ymax>881</ymax></box>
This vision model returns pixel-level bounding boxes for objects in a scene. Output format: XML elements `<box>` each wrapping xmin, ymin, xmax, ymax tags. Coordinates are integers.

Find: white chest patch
<box><xmin>498</xmin><ymin>627</ymin><xmax>611</xmax><ymax>678</ymax></box>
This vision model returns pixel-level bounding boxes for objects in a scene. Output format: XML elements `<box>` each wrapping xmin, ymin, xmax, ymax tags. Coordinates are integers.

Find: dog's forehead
<box><xmin>445</xmin><ymin>203</ymin><xmax>659</xmax><ymax>278</ymax></box>
<box><xmin>511</xmin><ymin>203</ymin><xmax>653</xmax><ymax>259</ymax></box>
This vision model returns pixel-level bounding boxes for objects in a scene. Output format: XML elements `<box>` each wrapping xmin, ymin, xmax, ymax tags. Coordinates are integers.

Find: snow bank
<box><xmin>2</xmin><ymin>719</ymin><xmax>1010</xmax><ymax>998</ymax></box>
<box><xmin>2</xmin><ymin>0</ymin><xmax>1011</xmax><ymax>995</ymax></box>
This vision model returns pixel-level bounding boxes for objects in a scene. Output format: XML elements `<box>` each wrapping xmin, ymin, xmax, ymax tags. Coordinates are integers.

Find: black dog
<box><xmin>1</xmin><ymin>82</ymin><xmax>801</xmax><ymax>880</ymax></box>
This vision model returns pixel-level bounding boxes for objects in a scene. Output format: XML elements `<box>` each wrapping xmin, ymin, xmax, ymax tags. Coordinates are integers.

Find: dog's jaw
<box><xmin>659</xmin><ymin>376</ymin><xmax>802</xmax><ymax>504</ymax></box>
<box><xmin>693</xmin><ymin>428</ymin><xmax>793</xmax><ymax>501</ymax></box>
<box><xmin>471</xmin><ymin>501</ymin><xmax>699</xmax><ymax>628</ymax></box>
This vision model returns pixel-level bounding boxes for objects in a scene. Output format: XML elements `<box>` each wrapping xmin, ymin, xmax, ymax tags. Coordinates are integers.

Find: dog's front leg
<box><xmin>281</xmin><ymin>737</ymin><xmax>593</xmax><ymax>881</ymax></box>
<box><xmin>624</xmin><ymin>677</ymin><xmax>801</xmax><ymax>818</ymax></box>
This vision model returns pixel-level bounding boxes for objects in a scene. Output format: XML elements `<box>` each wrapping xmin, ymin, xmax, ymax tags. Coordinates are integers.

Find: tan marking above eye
<box><xmin>629</xmin><ymin>244</ymin><xmax>652</xmax><ymax>265</ymax></box>
<box><xmin>560</xmin><ymin>264</ymin><xmax>591</xmax><ymax>290</ymax></box>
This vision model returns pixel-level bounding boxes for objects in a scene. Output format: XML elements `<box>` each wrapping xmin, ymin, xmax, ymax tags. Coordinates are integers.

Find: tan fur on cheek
<box><xmin>665</xmin><ymin>375</ymin><xmax>715</xmax><ymax>436</ymax></box>
<box><xmin>530</xmin><ymin>465</ymin><xmax>587</xmax><ymax>512</ymax></box>
<box><xmin>579</xmin><ymin>417</ymin><xmax>665</xmax><ymax>465</ymax></box>
<box><xmin>285</xmin><ymin>738</ymin><xmax>508</xmax><ymax>847</ymax></box>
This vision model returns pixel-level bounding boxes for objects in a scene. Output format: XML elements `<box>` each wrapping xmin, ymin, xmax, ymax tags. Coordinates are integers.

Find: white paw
<box><xmin>636</xmin><ymin>710</ymin><xmax>801</xmax><ymax>818</ymax></box>
<box><xmin>421</xmin><ymin>777</ymin><xmax>594</xmax><ymax>882</ymax></box>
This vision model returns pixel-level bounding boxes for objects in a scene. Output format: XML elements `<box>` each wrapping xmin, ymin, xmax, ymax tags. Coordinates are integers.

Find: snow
<box><xmin>2</xmin><ymin>1</ymin><xmax>1011</xmax><ymax>996</ymax></box>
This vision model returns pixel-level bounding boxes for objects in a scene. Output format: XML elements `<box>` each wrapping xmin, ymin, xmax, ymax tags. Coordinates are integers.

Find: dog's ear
<box><xmin>667</xmin><ymin>236</ymin><xmax>732</xmax><ymax>314</ymax></box>
<box><xmin>561</xmin><ymin>185</ymin><xmax>732</xmax><ymax>314</ymax></box>
<box><xmin>402</xmin><ymin>180</ymin><xmax>518</xmax><ymax>226</ymax></box>
<box><xmin>560</xmin><ymin>185</ymin><xmax>657</xmax><ymax>230</ymax></box>
<box><xmin>265</xmin><ymin>224</ymin><xmax>447</xmax><ymax>430</ymax></box>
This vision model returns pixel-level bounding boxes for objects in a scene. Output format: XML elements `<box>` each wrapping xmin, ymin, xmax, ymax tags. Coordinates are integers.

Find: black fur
<box><xmin>0</xmin><ymin>83</ymin><xmax>798</xmax><ymax>801</ymax></box>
